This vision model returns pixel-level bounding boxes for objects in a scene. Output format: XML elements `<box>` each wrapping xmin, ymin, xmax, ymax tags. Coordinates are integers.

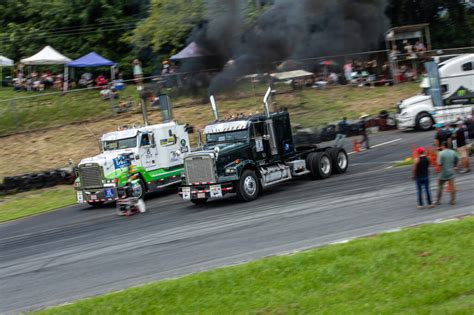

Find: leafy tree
<box><xmin>386</xmin><ymin>0</ymin><xmax>473</xmax><ymax>48</ymax></box>
<box><xmin>129</xmin><ymin>0</ymin><xmax>204</xmax><ymax>56</ymax></box>
<box><xmin>0</xmin><ymin>0</ymin><xmax>148</xmax><ymax>75</ymax></box>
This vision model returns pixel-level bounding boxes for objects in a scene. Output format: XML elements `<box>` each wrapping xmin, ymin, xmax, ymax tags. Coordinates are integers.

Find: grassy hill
<box><xmin>0</xmin><ymin>83</ymin><xmax>419</xmax><ymax>178</ymax></box>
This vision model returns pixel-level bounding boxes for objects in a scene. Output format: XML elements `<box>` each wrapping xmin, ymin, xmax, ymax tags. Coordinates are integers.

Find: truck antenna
<box><xmin>210</xmin><ymin>95</ymin><xmax>219</xmax><ymax>121</ymax></box>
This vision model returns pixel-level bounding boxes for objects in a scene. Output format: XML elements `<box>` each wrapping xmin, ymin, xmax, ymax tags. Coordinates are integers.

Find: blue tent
<box><xmin>67</xmin><ymin>51</ymin><xmax>115</xmax><ymax>67</ymax></box>
<box><xmin>65</xmin><ymin>52</ymin><xmax>118</xmax><ymax>91</ymax></box>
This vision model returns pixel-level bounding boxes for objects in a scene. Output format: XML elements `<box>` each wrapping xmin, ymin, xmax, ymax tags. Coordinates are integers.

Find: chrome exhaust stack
<box><xmin>263</xmin><ymin>86</ymin><xmax>272</xmax><ymax>118</ymax></box>
<box><xmin>210</xmin><ymin>95</ymin><xmax>219</xmax><ymax>121</ymax></box>
<box><xmin>262</xmin><ymin>87</ymin><xmax>278</xmax><ymax>156</ymax></box>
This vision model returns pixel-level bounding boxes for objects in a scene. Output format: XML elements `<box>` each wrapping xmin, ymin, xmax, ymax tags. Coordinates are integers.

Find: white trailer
<box><xmin>396</xmin><ymin>54</ymin><xmax>474</xmax><ymax>131</ymax></box>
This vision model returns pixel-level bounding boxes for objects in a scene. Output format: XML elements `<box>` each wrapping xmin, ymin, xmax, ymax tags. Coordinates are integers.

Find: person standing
<box><xmin>335</xmin><ymin>117</ymin><xmax>349</xmax><ymax>148</ymax></box>
<box><xmin>434</xmin><ymin>123</ymin><xmax>449</xmax><ymax>150</ymax></box>
<box><xmin>435</xmin><ymin>142</ymin><xmax>459</xmax><ymax>205</ymax></box>
<box><xmin>454</xmin><ymin>120</ymin><xmax>471</xmax><ymax>173</ymax></box>
<box><xmin>344</xmin><ymin>60</ymin><xmax>353</xmax><ymax>83</ymax></box>
<box><xmin>132</xmin><ymin>59</ymin><xmax>143</xmax><ymax>85</ymax></box>
<box><xmin>358</xmin><ymin>114</ymin><xmax>370</xmax><ymax>149</ymax></box>
<box><xmin>412</xmin><ymin>147</ymin><xmax>433</xmax><ymax>209</ymax></box>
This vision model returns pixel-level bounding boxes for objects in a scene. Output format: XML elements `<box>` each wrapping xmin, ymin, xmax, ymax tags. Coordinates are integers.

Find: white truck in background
<box><xmin>396</xmin><ymin>54</ymin><xmax>474</xmax><ymax>131</ymax></box>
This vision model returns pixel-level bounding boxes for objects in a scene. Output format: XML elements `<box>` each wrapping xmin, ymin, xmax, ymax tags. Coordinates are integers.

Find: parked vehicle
<box><xmin>179</xmin><ymin>88</ymin><xmax>349</xmax><ymax>204</ymax></box>
<box><xmin>396</xmin><ymin>54</ymin><xmax>474</xmax><ymax>131</ymax></box>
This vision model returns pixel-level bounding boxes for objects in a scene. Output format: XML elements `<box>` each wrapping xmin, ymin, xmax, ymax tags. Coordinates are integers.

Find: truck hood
<box><xmin>79</xmin><ymin>149</ymin><xmax>138</xmax><ymax>176</ymax></box>
<box><xmin>400</xmin><ymin>94</ymin><xmax>431</xmax><ymax>109</ymax></box>
<box><xmin>198</xmin><ymin>142</ymin><xmax>251</xmax><ymax>174</ymax></box>
<box><xmin>199</xmin><ymin>142</ymin><xmax>249</xmax><ymax>156</ymax></box>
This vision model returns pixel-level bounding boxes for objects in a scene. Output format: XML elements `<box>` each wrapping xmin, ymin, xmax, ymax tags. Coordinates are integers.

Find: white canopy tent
<box><xmin>20</xmin><ymin>45</ymin><xmax>72</xmax><ymax>91</ymax></box>
<box><xmin>20</xmin><ymin>45</ymin><xmax>71</xmax><ymax>65</ymax></box>
<box><xmin>0</xmin><ymin>55</ymin><xmax>14</xmax><ymax>87</ymax></box>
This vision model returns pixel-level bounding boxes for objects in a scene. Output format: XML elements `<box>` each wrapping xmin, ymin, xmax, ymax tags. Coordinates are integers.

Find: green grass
<box><xmin>0</xmin><ymin>82</ymin><xmax>420</xmax><ymax>136</ymax></box>
<box><xmin>0</xmin><ymin>186</ymin><xmax>76</xmax><ymax>223</ymax></box>
<box><xmin>394</xmin><ymin>157</ymin><xmax>414</xmax><ymax>167</ymax></box>
<box><xmin>0</xmin><ymin>86</ymin><xmax>140</xmax><ymax>136</ymax></box>
<box><xmin>35</xmin><ymin>217</ymin><xmax>474</xmax><ymax>314</ymax></box>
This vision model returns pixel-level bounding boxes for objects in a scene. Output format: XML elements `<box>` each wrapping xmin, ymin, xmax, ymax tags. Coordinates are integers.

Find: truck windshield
<box><xmin>206</xmin><ymin>130</ymin><xmax>249</xmax><ymax>143</ymax></box>
<box><xmin>102</xmin><ymin>137</ymin><xmax>137</xmax><ymax>151</ymax></box>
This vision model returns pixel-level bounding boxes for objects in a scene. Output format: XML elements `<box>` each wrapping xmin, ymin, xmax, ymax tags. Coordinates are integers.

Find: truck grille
<box><xmin>79</xmin><ymin>164</ymin><xmax>103</xmax><ymax>189</ymax></box>
<box><xmin>184</xmin><ymin>155</ymin><xmax>216</xmax><ymax>185</ymax></box>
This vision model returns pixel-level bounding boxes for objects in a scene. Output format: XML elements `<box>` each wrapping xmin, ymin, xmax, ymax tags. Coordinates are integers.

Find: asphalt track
<box><xmin>1</xmin><ymin>130</ymin><xmax>473</xmax><ymax>314</ymax></box>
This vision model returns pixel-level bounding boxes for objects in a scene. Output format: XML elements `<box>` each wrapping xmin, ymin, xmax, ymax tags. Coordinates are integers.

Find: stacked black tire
<box><xmin>0</xmin><ymin>169</ymin><xmax>76</xmax><ymax>194</ymax></box>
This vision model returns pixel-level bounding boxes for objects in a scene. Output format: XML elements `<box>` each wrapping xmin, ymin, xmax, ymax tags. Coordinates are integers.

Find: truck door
<box><xmin>139</xmin><ymin>132</ymin><xmax>159</xmax><ymax>171</ymax></box>
<box><xmin>252</xmin><ymin>122</ymin><xmax>269</xmax><ymax>163</ymax></box>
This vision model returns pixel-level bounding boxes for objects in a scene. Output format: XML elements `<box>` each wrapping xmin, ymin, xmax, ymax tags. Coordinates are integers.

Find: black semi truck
<box><xmin>178</xmin><ymin>88</ymin><xmax>349</xmax><ymax>203</ymax></box>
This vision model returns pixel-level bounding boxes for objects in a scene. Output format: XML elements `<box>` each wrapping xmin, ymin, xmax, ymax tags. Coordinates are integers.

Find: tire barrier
<box><xmin>0</xmin><ymin>168</ymin><xmax>76</xmax><ymax>194</ymax></box>
<box><xmin>320</xmin><ymin>124</ymin><xmax>337</xmax><ymax>142</ymax></box>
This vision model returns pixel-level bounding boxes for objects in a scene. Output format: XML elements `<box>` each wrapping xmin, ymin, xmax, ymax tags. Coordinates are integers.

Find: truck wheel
<box><xmin>327</xmin><ymin>148</ymin><xmax>349</xmax><ymax>174</ymax></box>
<box><xmin>131</xmin><ymin>179</ymin><xmax>146</xmax><ymax>199</ymax></box>
<box><xmin>416</xmin><ymin>113</ymin><xmax>434</xmax><ymax>131</ymax></box>
<box><xmin>191</xmin><ymin>198</ymin><xmax>208</xmax><ymax>205</ymax></box>
<box><xmin>236</xmin><ymin>170</ymin><xmax>260</xmax><ymax>202</ymax></box>
<box><xmin>307</xmin><ymin>152</ymin><xmax>332</xmax><ymax>179</ymax></box>
<box><xmin>87</xmin><ymin>201</ymin><xmax>104</xmax><ymax>208</ymax></box>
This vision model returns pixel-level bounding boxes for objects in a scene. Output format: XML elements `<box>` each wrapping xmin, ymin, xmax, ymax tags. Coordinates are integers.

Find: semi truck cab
<box><xmin>179</xmin><ymin>88</ymin><xmax>349</xmax><ymax>204</ymax></box>
<box><xmin>75</xmin><ymin>121</ymin><xmax>191</xmax><ymax>206</ymax></box>
<box><xmin>396</xmin><ymin>54</ymin><xmax>474</xmax><ymax>131</ymax></box>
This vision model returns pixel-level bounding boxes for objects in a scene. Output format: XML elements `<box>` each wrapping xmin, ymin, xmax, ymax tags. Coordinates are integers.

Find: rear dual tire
<box><xmin>306</xmin><ymin>148</ymin><xmax>348</xmax><ymax>179</ymax></box>
<box><xmin>306</xmin><ymin>152</ymin><xmax>332</xmax><ymax>179</ymax></box>
<box><xmin>326</xmin><ymin>148</ymin><xmax>349</xmax><ymax>174</ymax></box>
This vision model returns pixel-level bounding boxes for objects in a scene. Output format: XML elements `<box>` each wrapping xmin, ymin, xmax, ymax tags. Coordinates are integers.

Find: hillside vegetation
<box><xmin>0</xmin><ymin>83</ymin><xmax>419</xmax><ymax>179</ymax></box>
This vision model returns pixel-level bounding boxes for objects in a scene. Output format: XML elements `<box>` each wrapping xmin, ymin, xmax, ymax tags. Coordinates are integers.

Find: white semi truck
<box><xmin>74</xmin><ymin>95</ymin><xmax>192</xmax><ymax>206</ymax></box>
<box><xmin>396</xmin><ymin>54</ymin><xmax>474</xmax><ymax>131</ymax></box>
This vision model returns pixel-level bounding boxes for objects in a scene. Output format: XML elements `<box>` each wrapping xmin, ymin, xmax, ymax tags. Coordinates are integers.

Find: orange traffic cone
<box><xmin>444</xmin><ymin>181</ymin><xmax>459</xmax><ymax>193</ymax></box>
<box><xmin>427</xmin><ymin>148</ymin><xmax>441</xmax><ymax>173</ymax></box>
<box><xmin>352</xmin><ymin>139</ymin><xmax>361</xmax><ymax>153</ymax></box>
<box><xmin>411</xmin><ymin>144</ymin><xmax>418</xmax><ymax>159</ymax></box>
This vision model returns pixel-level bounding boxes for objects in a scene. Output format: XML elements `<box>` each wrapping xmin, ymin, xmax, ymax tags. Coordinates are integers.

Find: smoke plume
<box><xmin>190</xmin><ymin>0</ymin><xmax>389</xmax><ymax>93</ymax></box>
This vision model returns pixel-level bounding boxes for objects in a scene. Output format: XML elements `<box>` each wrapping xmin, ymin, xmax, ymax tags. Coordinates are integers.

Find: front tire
<box><xmin>191</xmin><ymin>198</ymin><xmax>208</xmax><ymax>205</ymax></box>
<box><xmin>131</xmin><ymin>178</ymin><xmax>146</xmax><ymax>199</ymax></box>
<box><xmin>236</xmin><ymin>170</ymin><xmax>260</xmax><ymax>202</ymax></box>
<box><xmin>415</xmin><ymin>113</ymin><xmax>434</xmax><ymax>131</ymax></box>
<box><xmin>87</xmin><ymin>201</ymin><xmax>104</xmax><ymax>207</ymax></box>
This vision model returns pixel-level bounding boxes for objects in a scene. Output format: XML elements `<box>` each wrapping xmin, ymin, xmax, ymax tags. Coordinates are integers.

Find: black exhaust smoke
<box><xmin>188</xmin><ymin>0</ymin><xmax>389</xmax><ymax>94</ymax></box>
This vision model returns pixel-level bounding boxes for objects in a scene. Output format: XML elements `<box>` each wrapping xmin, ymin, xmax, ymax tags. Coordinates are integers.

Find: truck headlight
<box><xmin>225</xmin><ymin>167</ymin><xmax>237</xmax><ymax>175</ymax></box>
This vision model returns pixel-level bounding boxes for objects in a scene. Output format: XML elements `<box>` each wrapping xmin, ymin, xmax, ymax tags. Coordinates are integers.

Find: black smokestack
<box><xmin>193</xmin><ymin>0</ymin><xmax>389</xmax><ymax>94</ymax></box>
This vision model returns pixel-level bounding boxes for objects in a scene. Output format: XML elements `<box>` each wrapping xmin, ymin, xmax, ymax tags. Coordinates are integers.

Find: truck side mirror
<box><xmin>198</xmin><ymin>130</ymin><xmax>204</xmax><ymax>147</ymax></box>
<box><xmin>149</xmin><ymin>133</ymin><xmax>156</xmax><ymax>148</ymax></box>
<box><xmin>185</xmin><ymin>124</ymin><xmax>194</xmax><ymax>134</ymax></box>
